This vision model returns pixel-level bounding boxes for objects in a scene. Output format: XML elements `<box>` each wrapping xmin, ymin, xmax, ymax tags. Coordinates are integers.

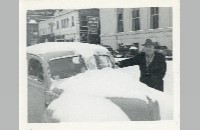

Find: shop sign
<box><xmin>87</xmin><ymin>16</ymin><xmax>99</xmax><ymax>34</ymax></box>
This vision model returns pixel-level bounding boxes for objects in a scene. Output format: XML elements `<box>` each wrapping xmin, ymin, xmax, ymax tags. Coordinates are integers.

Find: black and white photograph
<box><xmin>19</xmin><ymin>0</ymin><xmax>180</xmax><ymax>129</ymax></box>
<box><xmin>26</xmin><ymin>7</ymin><xmax>173</xmax><ymax>123</ymax></box>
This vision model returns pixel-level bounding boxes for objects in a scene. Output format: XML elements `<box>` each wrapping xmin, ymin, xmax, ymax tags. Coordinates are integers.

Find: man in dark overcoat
<box><xmin>118</xmin><ymin>39</ymin><xmax>167</xmax><ymax>91</ymax></box>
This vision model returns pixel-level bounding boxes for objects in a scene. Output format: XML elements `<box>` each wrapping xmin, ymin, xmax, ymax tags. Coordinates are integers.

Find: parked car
<box><xmin>155</xmin><ymin>46</ymin><xmax>173</xmax><ymax>60</ymax></box>
<box><xmin>115</xmin><ymin>45</ymin><xmax>138</xmax><ymax>58</ymax></box>
<box><xmin>124</xmin><ymin>46</ymin><xmax>139</xmax><ymax>58</ymax></box>
<box><xmin>101</xmin><ymin>45</ymin><xmax>115</xmax><ymax>56</ymax></box>
<box><xmin>27</xmin><ymin>42</ymin><xmax>172</xmax><ymax>123</ymax></box>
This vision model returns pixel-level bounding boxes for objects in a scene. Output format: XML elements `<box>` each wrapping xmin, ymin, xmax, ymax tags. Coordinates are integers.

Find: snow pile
<box><xmin>48</xmin><ymin>63</ymin><xmax>173</xmax><ymax>122</ymax></box>
<box><xmin>164</xmin><ymin>61</ymin><xmax>173</xmax><ymax>95</ymax></box>
<box><xmin>27</xmin><ymin>42</ymin><xmax>109</xmax><ymax>60</ymax></box>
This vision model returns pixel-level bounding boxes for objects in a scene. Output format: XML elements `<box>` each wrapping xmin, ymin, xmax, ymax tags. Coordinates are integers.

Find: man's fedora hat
<box><xmin>142</xmin><ymin>39</ymin><xmax>156</xmax><ymax>46</ymax></box>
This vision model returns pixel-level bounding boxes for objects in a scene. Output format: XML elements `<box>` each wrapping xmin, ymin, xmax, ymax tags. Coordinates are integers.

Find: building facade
<box><xmin>38</xmin><ymin>9</ymin><xmax>100</xmax><ymax>44</ymax></box>
<box><xmin>100</xmin><ymin>7</ymin><xmax>173</xmax><ymax>51</ymax></box>
<box><xmin>27</xmin><ymin>10</ymin><xmax>56</xmax><ymax>46</ymax></box>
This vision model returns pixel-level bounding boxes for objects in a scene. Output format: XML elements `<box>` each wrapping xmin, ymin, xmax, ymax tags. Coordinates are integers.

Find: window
<box><xmin>72</xmin><ymin>16</ymin><xmax>75</xmax><ymax>26</ymax></box>
<box><xmin>80</xmin><ymin>16</ymin><xmax>87</xmax><ymax>26</ymax></box>
<box><xmin>61</xmin><ymin>19</ymin><xmax>66</xmax><ymax>28</ymax></box>
<box><xmin>117</xmin><ymin>8</ymin><xmax>124</xmax><ymax>32</ymax></box>
<box><xmin>66</xmin><ymin>18</ymin><xmax>69</xmax><ymax>27</ymax></box>
<box><xmin>56</xmin><ymin>21</ymin><xmax>59</xmax><ymax>29</ymax></box>
<box><xmin>64</xmin><ymin>19</ymin><xmax>66</xmax><ymax>28</ymax></box>
<box><xmin>49</xmin><ymin>56</ymin><xmax>86</xmax><ymax>79</ymax></box>
<box><xmin>28</xmin><ymin>58</ymin><xmax>44</xmax><ymax>82</ymax></box>
<box><xmin>61</xmin><ymin>19</ymin><xmax>64</xmax><ymax>28</ymax></box>
<box><xmin>150</xmin><ymin>7</ymin><xmax>159</xmax><ymax>29</ymax></box>
<box><xmin>132</xmin><ymin>8</ymin><xmax>140</xmax><ymax>31</ymax></box>
<box><xmin>48</xmin><ymin>27</ymin><xmax>50</xmax><ymax>33</ymax></box>
<box><xmin>42</xmin><ymin>29</ymin><xmax>45</xmax><ymax>34</ymax></box>
<box><xmin>80</xmin><ymin>33</ymin><xmax>88</xmax><ymax>42</ymax></box>
<box><xmin>44</xmin><ymin>28</ymin><xmax>46</xmax><ymax>34</ymax></box>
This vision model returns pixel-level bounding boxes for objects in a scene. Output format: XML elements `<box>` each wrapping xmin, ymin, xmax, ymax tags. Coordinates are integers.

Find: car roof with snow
<box><xmin>27</xmin><ymin>42</ymin><xmax>109</xmax><ymax>60</ymax></box>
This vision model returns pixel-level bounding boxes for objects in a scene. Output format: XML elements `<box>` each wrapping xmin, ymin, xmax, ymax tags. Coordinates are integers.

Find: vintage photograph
<box><xmin>26</xmin><ymin>8</ymin><xmax>174</xmax><ymax>123</ymax></box>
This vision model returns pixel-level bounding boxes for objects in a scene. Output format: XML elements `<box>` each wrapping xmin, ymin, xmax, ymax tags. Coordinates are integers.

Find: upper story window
<box><xmin>65</xmin><ymin>18</ymin><xmax>69</xmax><ymax>27</ymax></box>
<box><xmin>72</xmin><ymin>16</ymin><xmax>75</xmax><ymax>26</ymax></box>
<box><xmin>117</xmin><ymin>8</ymin><xmax>124</xmax><ymax>32</ymax></box>
<box><xmin>169</xmin><ymin>8</ymin><xmax>173</xmax><ymax>27</ymax></box>
<box><xmin>150</xmin><ymin>7</ymin><xmax>159</xmax><ymax>29</ymax></box>
<box><xmin>56</xmin><ymin>21</ymin><xmax>59</xmax><ymax>29</ymax></box>
<box><xmin>80</xmin><ymin>16</ymin><xmax>87</xmax><ymax>27</ymax></box>
<box><xmin>48</xmin><ymin>27</ymin><xmax>50</xmax><ymax>33</ymax></box>
<box><xmin>132</xmin><ymin>8</ymin><xmax>140</xmax><ymax>31</ymax></box>
<box><xmin>61</xmin><ymin>19</ymin><xmax>66</xmax><ymax>28</ymax></box>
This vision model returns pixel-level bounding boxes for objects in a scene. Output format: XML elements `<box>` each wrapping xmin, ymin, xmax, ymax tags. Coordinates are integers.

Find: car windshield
<box><xmin>49</xmin><ymin>56</ymin><xmax>86</xmax><ymax>80</ymax></box>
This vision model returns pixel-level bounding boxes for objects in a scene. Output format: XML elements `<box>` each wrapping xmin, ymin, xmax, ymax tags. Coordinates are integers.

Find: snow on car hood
<box><xmin>48</xmin><ymin>65</ymin><xmax>173</xmax><ymax>122</ymax></box>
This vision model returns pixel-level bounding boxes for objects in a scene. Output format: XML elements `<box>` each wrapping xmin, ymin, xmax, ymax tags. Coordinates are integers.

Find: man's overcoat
<box><xmin>118</xmin><ymin>52</ymin><xmax>166</xmax><ymax>91</ymax></box>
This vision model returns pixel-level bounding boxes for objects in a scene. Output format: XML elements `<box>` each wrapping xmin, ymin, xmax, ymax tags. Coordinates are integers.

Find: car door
<box><xmin>44</xmin><ymin>55</ymin><xmax>87</xmax><ymax>108</ymax></box>
<box><xmin>27</xmin><ymin>55</ymin><xmax>47</xmax><ymax>123</ymax></box>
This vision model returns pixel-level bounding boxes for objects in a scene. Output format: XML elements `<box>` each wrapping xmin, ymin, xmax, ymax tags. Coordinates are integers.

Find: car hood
<box><xmin>45</xmin><ymin>66</ymin><xmax>173</xmax><ymax>122</ymax></box>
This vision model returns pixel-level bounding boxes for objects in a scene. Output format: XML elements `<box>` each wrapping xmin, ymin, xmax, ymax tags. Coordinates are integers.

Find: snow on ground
<box><xmin>48</xmin><ymin>61</ymin><xmax>173</xmax><ymax>122</ymax></box>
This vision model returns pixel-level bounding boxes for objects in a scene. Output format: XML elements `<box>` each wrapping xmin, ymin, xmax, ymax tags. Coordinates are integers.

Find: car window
<box><xmin>28</xmin><ymin>58</ymin><xmax>44</xmax><ymax>82</ymax></box>
<box><xmin>96</xmin><ymin>55</ymin><xmax>113</xmax><ymax>69</ymax></box>
<box><xmin>48</xmin><ymin>56</ymin><xmax>86</xmax><ymax>80</ymax></box>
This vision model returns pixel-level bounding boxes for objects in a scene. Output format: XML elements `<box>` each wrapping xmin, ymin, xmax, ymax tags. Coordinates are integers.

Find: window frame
<box><xmin>56</xmin><ymin>21</ymin><xmax>59</xmax><ymax>29</ymax></box>
<box><xmin>117</xmin><ymin>8</ymin><xmax>124</xmax><ymax>32</ymax></box>
<box><xmin>71</xmin><ymin>16</ymin><xmax>75</xmax><ymax>27</ymax></box>
<box><xmin>66</xmin><ymin>18</ymin><xmax>69</xmax><ymax>28</ymax></box>
<box><xmin>80</xmin><ymin>16</ymin><xmax>88</xmax><ymax>27</ymax></box>
<box><xmin>132</xmin><ymin>8</ymin><xmax>140</xmax><ymax>31</ymax></box>
<box><xmin>150</xmin><ymin>7</ymin><xmax>159</xmax><ymax>29</ymax></box>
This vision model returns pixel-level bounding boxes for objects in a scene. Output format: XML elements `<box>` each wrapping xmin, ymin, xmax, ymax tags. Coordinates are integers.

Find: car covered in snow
<box><xmin>27</xmin><ymin>42</ymin><xmax>173</xmax><ymax>123</ymax></box>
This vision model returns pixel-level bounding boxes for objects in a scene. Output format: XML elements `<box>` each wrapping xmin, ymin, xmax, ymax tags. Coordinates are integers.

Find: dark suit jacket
<box><xmin>118</xmin><ymin>52</ymin><xmax>166</xmax><ymax>91</ymax></box>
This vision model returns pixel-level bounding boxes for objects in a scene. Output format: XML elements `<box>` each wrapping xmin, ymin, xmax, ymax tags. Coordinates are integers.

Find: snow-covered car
<box><xmin>27</xmin><ymin>42</ymin><xmax>173</xmax><ymax>123</ymax></box>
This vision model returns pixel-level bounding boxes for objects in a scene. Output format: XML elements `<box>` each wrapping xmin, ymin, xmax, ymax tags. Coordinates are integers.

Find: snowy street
<box><xmin>25</xmin><ymin>8</ymin><xmax>176</xmax><ymax>125</ymax></box>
